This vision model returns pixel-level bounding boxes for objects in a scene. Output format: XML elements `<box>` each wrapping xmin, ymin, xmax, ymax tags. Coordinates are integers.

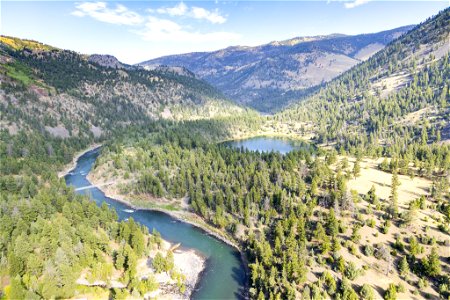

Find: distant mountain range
<box><xmin>1</xmin><ymin>15</ymin><xmax>446</xmax><ymax>143</ymax></box>
<box><xmin>140</xmin><ymin>25</ymin><xmax>415</xmax><ymax>112</ymax></box>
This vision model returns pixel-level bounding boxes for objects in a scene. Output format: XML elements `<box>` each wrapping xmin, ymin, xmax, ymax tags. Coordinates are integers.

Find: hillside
<box><xmin>0</xmin><ymin>36</ymin><xmax>249</xmax><ymax>139</ymax></box>
<box><xmin>140</xmin><ymin>26</ymin><xmax>414</xmax><ymax>112</ymax></box>
<box><xmin>276</xmin><ymin>8</ymin><xmax>449</xmax><ymax>148</ymax></box>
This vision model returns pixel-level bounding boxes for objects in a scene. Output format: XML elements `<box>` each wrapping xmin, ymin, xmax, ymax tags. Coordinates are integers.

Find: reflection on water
<box><xmin>227</xmin><ymin>136</ymin><xmax>308</xmax><ymax>154</ymax></box>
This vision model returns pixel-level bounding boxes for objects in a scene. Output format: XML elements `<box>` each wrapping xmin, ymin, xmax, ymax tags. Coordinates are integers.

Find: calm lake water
<box><xmin>65</xmin><ymin>148</ymin><xmax>246</xmax><ymax>299</ymax></box>
<box><xmin>226</xmin><ymin>136</ymin><xmax>307</xmax><ymax>154</ymax></box>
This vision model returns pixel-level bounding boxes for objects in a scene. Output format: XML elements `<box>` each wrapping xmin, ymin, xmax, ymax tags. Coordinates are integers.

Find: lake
<box><xmin>226</xmin><ymin>136</ymin><xmax>308</xmax><ymax>154</ymax></box>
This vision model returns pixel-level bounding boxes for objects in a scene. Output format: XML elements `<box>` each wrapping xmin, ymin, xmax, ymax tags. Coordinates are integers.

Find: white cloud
<box><xmin>344</xmin><ymin>0</ymin><xmax>371</xmax><ymax>9</ymax></box>
<box><xmin>71</xmin><ymin>2</ymin><xmax>237</xmax><ymax>46</ymax></box>
<box><xmin>136</xmin><ymin>16</ymin><xmax>240</xmax><ymax>43</ymax></box>
<box><xmin>72</xmin><ymin>2</ymin><xmax>144</xmax><ymax>25</ymax></box>
<box><xmin>156</xmin><ymin>2</ymin><xmax>188</xmax><ymax>16</ymax></box>
<box><xmin>191</xmin><ymin>7</ymin><xmax>226</xmax><ymax>24</ymax></box>
<box><xmin>156</xmin><ymin>2</ymin><xmax>227</xmax><ymax>24</ymax></box>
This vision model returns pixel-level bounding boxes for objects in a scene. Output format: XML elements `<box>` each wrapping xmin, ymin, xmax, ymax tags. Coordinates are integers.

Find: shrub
<box><xmin>418</xmin><ymin>278</ymin><xmax>428</xmax><ymax>289</ymax></box>
<box><xmin>112</xmin><ymin>288</ymin><xmax>129</xmax><ymax>300</ymax></box>
<box><xmin>344</xmin><ymin>262</ymin><xmax>360</xmax><ymax>281</ymax></box>
<box><xmin>384</xmin><ymin>283</ymin><xmax>397</xmax><ymax>300</ymax></box>
<box><xmin>381</xmin><ymin>220</ymin><xmax>391</xmax><ymax>234</ymax></box>
<box><xmin>366</xmin><ymin>218</ymin><xmax>376</xmax><ymax>228</ymax></box>
<box><xmin>364</xmin><ymin>244</ymin><xmax>374</xmax><ymax>256</ymax></box>
<box><xmin>360</xmin><ymin>284</ymin><xmax>375</xmax><ymax>300</ymax></box>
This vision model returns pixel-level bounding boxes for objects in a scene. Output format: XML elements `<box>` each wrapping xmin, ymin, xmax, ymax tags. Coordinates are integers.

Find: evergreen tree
<box><xmin>423</xmin><ymin>247</ymin><xmax>441</xmax><ymax>277</ymax></box>
<box><xmin>398</xmin><ymin>256</ymin><xmax>410</xmax><ymax>278</ymax></box>
<box><xmin>353</xmin><ymin>159</ymin><xmax>361</xmax><ymax>179</ymax></box>
<box><xmin>388</xmin><ymin>171</ymin><xmax>399</xmax><ymax>218</ymax></box>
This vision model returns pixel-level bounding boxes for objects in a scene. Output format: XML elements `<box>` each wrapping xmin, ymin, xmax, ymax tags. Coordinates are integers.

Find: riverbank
<box><xmin>215</xmin><ymin>118</ymin><xmax>315</xmax><ymax>144</ymax></box>
<box><xmin>95</xmin><ymin>186</ymin><xmax>241</xmax><ymax>248</ymax></box>
<box><xmin>58</xmin><ymin>143</ymin><xmax>102</xmax><ymax>178</ymax></box>
<box><xmin>59</xmin><ymin>146</ymin><xmax>206</xmax><ymax>299</ymax></box>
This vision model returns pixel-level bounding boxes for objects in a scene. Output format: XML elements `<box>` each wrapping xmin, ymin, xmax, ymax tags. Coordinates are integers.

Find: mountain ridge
<box><xmin>0</xmin><ymin>36</ymin><xmax>250</xmax><ymax>139</ymax></box>
<box><xmin>277</xmin><ymin>8</ymin><xmax>449</xmax><ymax>146</ymax></box>
<box><xmin>139</xmin><ymin>25</ymin><xmax>415</xmax><ymax>112</ymax></box>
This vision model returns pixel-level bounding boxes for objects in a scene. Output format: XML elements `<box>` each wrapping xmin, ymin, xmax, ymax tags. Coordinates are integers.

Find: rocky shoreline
<box><xmin>145</xmin><ymin>240</ymin><xmax>206</xmax><ymax>299</ymax></box>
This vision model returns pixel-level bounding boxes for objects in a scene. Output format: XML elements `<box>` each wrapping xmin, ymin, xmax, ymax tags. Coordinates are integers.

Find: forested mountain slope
<box><xmin>278</xmin><ymin>8</ymin><xmax>450</xmax><ymax>149</ymax></box>
<box><xmin>0</xmin><ymin>36</ymin><xmax>249</xmax><ymax>139</ymax></box>
<box><xmin>140</xmin><ymin>26</ymin><xmax>413</xmax><ymax>112</ymax></box>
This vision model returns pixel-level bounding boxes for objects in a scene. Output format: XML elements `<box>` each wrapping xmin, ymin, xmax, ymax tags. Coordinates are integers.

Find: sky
<box><xmin>1</xmin><ymin>1</ymin><xmax>448</xmax><ymax>64</ymax></box>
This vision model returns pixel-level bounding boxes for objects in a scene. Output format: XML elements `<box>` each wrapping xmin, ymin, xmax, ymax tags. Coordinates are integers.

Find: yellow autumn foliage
<box><xmin>0</xmin><ymin>36</ymin><xmax>57</xmax><ymax>51</ymax></box>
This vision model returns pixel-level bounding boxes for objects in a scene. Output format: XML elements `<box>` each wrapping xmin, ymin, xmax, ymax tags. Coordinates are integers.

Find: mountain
<box><xmin>278</xmin><ymin>8</ymin><xmax>449</xmax><ymax>147</ymax></box>
<box><xmin>0</xmin><ymin>36</ymin><xmax>249</xmax><ymax>139</ymax></box>
<box><xmin>139</xmin><ymin>26</ymin><xmax>414</xmax><ymax>112</ymax></box>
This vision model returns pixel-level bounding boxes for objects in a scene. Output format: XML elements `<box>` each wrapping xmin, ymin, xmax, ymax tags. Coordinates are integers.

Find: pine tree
<box><xmin>409</xmin><ymin>236</ymin><xmax>420</xmax><ymax>256</ymax></box>
<box><xmin>341</xmin><ymin>277</ymin><xmax>359</xmax><ymax>300</ymax></box>
<box><xmin>366</xmin><ymin>185</ymin><xmax>378</xmax><ymax>205</ymax></box>
<box><xmin>423</xmin><ymin>247</ymin><xmax>441</xmax><ymax>277</ymax></box>
<box><xmin>311</xmin><ymin>176</ymin><xmax>319</xmax><ymax>196</ymax></box>
<box><xmin>115</xmin><ymin>250</ymin><xmax>125</xmax><ymax>270</ymax></box>
<box><xmin>388</xmin><ymin>171</ymin><xmax>399</xmax><ymax>218</ymax></box>
<box><xmin>398</xmin><ymin>256</ymin><xmax>410</xmax><ymax>278</ymax></box>
<box><xmin>165</xmin><ymin>251</ymin><xmax>175</xmax><ymax>273</ymax></box>
<box><xmin>421</xmin><ymin>126</ymin><xmax>428</xmax><ymax>145</ymax></box>
<box><xmin>336</xmin><ymin>256</ymin><xmax>346</xmax><ymax>274</ymax></box>
<box><xmin>403</xmin><ymin>200</ymin><xmax>418</xmax><ymax>226</ymax></box>
<box><xmin>353</xmin><ymin>159</ymin><xmax>361</xmax><ymax>179</ymax></box>
<box><xmin>326</xmin><ymin>209</ymin><xmax>339</xmax><ymax>237</ymax></box>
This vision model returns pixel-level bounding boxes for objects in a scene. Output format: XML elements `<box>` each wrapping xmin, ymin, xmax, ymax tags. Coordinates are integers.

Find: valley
<box><xmin>141</xmin><ymin>26</ymin><xmax>415</xmax><ymax>112</ymax></box>
<box><xmin>0</xmin><ymin>5</ymin><xmax>449</xmax><ymax>300</ymax></box>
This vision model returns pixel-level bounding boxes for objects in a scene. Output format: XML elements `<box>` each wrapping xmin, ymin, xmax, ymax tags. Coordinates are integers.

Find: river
<box><xmin>64</xmin><ymin>147</ymin><xmax>247</xmax><ymax>299</ymax></box>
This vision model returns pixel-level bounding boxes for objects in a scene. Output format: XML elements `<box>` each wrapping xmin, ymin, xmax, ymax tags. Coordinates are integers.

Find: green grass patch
<box><xmin>161</xmin><ymin>203</ymin><xmax>179</xmax><ymax>211</ymax></box>
<box><xmin>3</xmin><ymin>62</ymin><xmax>35</xmax><ymax>86</ymax></box>
<box><xmin>129</xmin><ymin>197</ymin><xmax>181</xmax><ymax>212</ymax></box>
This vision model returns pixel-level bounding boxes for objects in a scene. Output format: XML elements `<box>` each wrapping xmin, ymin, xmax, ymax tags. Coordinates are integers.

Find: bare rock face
<box><xmin>88</xmin><ymin>54</ymin><xmax>127</xmax><ymax>69</ymax></box>
<box><xmin>140</xmin><ymin>26</ymin><xmax>414</xmax><ymax>112</ymax></box>
<box><xmin>143</xmin><ymin>65</ymin><xmax>195</xmax><ymax>78</ymax></box>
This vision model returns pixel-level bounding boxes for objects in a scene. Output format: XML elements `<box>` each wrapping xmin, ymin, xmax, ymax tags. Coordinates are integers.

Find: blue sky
<box><xmin>2</xmin><ymin>1</ymin><xmax>448</xmax><ymax>64</ymax></box>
